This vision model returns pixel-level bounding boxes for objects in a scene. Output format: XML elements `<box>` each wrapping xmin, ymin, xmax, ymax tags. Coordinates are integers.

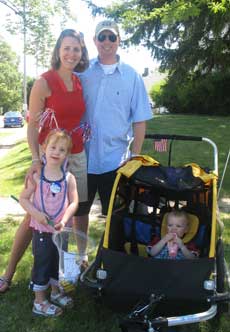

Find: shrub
<box><xmin>150</xmin><ymin>71</ymin><xmax>230</xmax><ymax>115</ymax></box>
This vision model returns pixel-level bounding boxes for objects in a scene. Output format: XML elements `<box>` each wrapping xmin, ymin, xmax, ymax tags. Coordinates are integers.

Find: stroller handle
<box><xmin>145</xmin><ymin>134</ymin><xmax>203</xmax><ymax>141</ymax></box>
<box><xmin>145</xmin><ymin>134</ymin><xmax>218</xmax><ymax>174</ymax></box>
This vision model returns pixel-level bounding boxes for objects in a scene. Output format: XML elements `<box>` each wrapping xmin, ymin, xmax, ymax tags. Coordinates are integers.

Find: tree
<box><xmin>84</xmin><ymin>0</ymin><xmax>230</xmax><ymax>114</ymax></box>
<box><xmin>0</xmin><ymin>38</ymin><xmax>22</xmax><ymax>113</ymax></box>
<box><xmin>3</xmin><ymin>0</ymin><xmax>72</xmax><ymax>70</ymax></box>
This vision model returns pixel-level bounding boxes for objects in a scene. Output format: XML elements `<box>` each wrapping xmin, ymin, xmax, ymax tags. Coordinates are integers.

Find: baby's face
<box><xmin>167</xmin><ymin>216</ymin><xmax>188</xmax><ymax>238</ymax></box>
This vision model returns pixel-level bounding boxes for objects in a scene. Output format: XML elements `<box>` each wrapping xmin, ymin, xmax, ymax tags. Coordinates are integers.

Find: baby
<box><xmin>148</xmin><ymin>210</ymin><xmax>199</xmax><ymax>259</ymax></box>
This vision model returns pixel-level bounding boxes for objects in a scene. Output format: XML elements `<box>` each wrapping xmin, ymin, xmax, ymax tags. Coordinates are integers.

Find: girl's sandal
<box><xmin>0</xmin><ymin>276</ymin><xmax>11</xmax><ymax>293</ymax></box>
<box><xmin>33</xmin><ymin>300</ymin><xmax>63</xmax><ymax>317</ymax></box>
<box><xmin>50</xmin><ymin>292</ymin><xmax>74</xmax><ymax>308</ymax></box>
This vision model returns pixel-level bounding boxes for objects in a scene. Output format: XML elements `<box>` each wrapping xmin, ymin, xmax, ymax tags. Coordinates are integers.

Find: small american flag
<box><xmin>154</xmin><ymin>139</ymin><xmax>168</xmax><ymax>152</ymax></box>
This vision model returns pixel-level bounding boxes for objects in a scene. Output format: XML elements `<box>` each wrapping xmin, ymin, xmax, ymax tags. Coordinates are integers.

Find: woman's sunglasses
<box><xmin>97</xmin><ymin>34</ymin><xmax>118</xmax><ymax>43</ymax></box>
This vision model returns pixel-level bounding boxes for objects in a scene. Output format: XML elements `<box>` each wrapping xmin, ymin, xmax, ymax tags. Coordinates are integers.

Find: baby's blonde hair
<box><xmin>167</xmin><ymin>210</ymin><xmax>189</xmax><ymax>227</ymax></box>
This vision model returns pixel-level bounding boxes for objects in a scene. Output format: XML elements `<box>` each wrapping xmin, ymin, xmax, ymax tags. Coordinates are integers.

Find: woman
<box><xmin>0</xmin><ymin>29</ymin><xmax>89</xmax><ymax>293</ymax></box>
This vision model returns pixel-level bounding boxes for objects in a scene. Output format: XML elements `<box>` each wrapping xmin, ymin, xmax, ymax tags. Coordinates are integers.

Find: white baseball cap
<box><xmin>95</xmin><ymin>20</ymin><xmax>120</xmax><ymax>37</ymax></box>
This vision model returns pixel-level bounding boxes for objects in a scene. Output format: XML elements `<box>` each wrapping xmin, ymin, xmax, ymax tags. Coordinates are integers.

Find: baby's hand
<box><xmin>164</xmin><ymin>233</ymin><xmax>175</xmax><ymax>242</ymax></box>
<box><xmin>175</xmin><ymin>236</ymin><xmax>184</xmax><ymax>248</ymax></box>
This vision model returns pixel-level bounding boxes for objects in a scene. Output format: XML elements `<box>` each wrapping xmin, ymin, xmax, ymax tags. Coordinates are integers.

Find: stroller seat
<box><xmin>123</xmin><ymin>210</ymin><xmax>207</xmax><ymax>258</ymax></box>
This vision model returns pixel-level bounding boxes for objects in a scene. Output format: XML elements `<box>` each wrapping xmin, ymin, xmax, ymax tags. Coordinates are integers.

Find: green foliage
<box><xmin>84</xmin><ymin>0</ymin><xmax>230</xmax><ymax>115</ymax></box>
<box><xmin>4</xmin><ymin>0</ymin><xmax>72</xmax><ymax>70</ymax></box>
<box><xmin>0</xmin><ymin>38</ymin><xmax>22</xmax><ymax>112</ymax></box>
<box><xmin>152</xmin><ymin>71</ymin><xmax>230</xmax><ymax>115</ymax></box>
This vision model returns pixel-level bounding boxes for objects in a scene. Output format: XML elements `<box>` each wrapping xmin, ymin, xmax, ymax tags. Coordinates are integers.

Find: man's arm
<box><xmin>131</xmin><ymin>121</ymin><xmax>146</xmax><ymax>155</ymax></box>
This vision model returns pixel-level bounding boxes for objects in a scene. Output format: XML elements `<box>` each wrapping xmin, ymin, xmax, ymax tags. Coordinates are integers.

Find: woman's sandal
<box><xmin>33</xmin><ymin>300</ymin><xmax>63</xmax><ymax>317</ymax></box>
<box><xmin>0</xmin><ymin>276</ymin><xmax>11</xmax><ymax>293</ymax></box>
<box><xmin>50</xmin><ymin>292</ymin><xmax>74</xmax><ymax>308</ymax></box>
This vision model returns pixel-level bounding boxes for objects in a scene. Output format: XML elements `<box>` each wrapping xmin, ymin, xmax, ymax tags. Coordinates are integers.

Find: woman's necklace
<box><xmin>40</xmin><ymin>166</ymin><xmax>67</xmax><ymax>223</ymax></box>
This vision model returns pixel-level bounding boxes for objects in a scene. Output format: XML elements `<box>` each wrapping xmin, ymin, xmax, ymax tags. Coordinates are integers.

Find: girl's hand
<box><xmin>54</xmin><ymin>220</ymin><xmax>65</xmax><ymax>232</ymax></box>
<box><xmin>35</xmin><ymin>211</ymin><xmax>49</xmax><ymax>226</ymax></box>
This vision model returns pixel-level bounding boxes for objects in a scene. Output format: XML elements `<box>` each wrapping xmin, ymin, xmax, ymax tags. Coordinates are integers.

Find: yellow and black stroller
<box><xmin>81</xmin><ymin>134</ymin><xmax>230</xmax><ymax>331</ymax></box>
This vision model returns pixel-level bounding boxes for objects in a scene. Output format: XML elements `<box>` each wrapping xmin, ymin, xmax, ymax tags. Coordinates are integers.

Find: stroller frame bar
<box><xmin>120</xmin><ymin>304</ymin><xmax>217</xmax><ymax>331</ymax></box>
<box><xmin>145</xmin><ymin>134</ymin><xmax>218</xmax><ymax>174</ymax></box>
<box><xmin>166</xmin><ymin>304</ymin><xmax>217</xmax><ymax>327</ymax></box>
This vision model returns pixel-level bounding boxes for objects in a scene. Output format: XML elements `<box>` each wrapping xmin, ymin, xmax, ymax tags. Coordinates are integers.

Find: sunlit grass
<box><xmin>0</xmin><ymin>115</ymin><xmax>229</xmax><ymax>331</ymax></box>
<box><xmin>1</xmin><ymin>213</ymin><xmax>230</xmax><ymax>332</ymax></box>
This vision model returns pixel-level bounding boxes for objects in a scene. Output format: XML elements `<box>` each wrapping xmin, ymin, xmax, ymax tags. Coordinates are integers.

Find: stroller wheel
<box><xmin>216</xmin><ymin>239</ymin><xmax>229</xmax><ymax>315</ymax></box>
<box><xmin>216</xmin><ymin>239</ymin><xmax>226</xmax><ymax>293</ymax></box>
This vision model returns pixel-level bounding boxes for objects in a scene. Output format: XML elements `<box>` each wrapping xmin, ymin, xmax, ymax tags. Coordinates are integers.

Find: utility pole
<box><xmin>22</xmin><ymin>0</ymin><xmax>27</xmax><ymax>114</ymax></box>
<box><xmin>0</xmin><ymin>0</ymin><xmax>27</xmax><ymax>113</ymax></box>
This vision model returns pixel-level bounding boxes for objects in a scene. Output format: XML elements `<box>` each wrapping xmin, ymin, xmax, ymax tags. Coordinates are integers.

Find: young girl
<box><xmin>148</xmin><ymin>210</ymin><xmax>199</xmax><ymax>259</ymax></box>
<box><xmin>19</xmin><ymin>130</ymin><xmax>78</xmax><ymax>317</ymax></box>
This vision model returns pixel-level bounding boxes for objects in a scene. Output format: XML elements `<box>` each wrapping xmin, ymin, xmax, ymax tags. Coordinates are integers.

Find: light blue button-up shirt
<box><xmin>77</xmin><ymin>56</ymin><xmax>153</xmax><ymax>174</ymax></box>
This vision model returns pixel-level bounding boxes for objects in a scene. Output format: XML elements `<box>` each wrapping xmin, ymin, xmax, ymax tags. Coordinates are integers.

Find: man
<box><xmin>76</xmin><ymin>20</ymin><xmax>153</xmax><ymax>245</ymax></box>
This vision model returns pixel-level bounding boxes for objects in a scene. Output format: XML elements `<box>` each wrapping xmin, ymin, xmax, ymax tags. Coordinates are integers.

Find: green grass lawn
<box><xmin>1</xmin><ymin>216</ymin><xmax>230</xmax><ymax>332</ymax></box>
<box><xmin>0</xmin><ymin>115</ymin><xmax>229</xmax><ymax>332</ymax></box>
<box><xmin>1</xmin><ymin>217</ymin><xmax>230</xmax><ymax>332</ymax></box>
<box><xmin>0</xmin><ymin>115</ymin><xmax>229</xmax><ymax>199</ymax></box>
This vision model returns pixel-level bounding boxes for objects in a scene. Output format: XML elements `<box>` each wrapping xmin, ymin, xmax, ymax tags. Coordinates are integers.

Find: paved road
<box><xmin>0</xmin><ymin>121</ymin><xmax>27</xmax><ymax>158</ymax></box>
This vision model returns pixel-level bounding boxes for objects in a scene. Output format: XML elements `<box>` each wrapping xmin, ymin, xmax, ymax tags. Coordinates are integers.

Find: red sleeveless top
<box><xmin>38</xmin><ymin>70</ymin><xmax>85</xmax><ymax>153</ymax></box>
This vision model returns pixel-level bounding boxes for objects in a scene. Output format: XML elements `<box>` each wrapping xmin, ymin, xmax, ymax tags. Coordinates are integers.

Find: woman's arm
<box><xmin>26</xmin><ymin>77</ymin><xmax>50</xmax><ymax>180</ymax></box>
<box><xmin>55</xmin><ymin>174</ymin><xmax>79</xmax><ymax>231</ymax></box>
<box><xmin>28</xmin><ymin>77</ymin><xmax>49</xmax><ymax>160</ymax></box>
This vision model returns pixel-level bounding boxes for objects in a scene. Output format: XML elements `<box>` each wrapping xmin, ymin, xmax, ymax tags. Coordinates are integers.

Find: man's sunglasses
<box><xmin>97</xmin><ymin>34</ymin><xmax>118</xmax><ymax>43</ymax></box>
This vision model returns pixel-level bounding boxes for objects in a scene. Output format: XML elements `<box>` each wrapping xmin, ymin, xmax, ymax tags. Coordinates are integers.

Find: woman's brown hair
<box><xmin>51</xmin><ymin>29</ymin><xmax>89</xmax><ymax>72</ymax></box>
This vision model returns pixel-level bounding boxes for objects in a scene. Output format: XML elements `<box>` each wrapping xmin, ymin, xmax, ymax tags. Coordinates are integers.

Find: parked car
<box><xmin>3</xmin><ymin>111</ymin><xmax>24</xmax><ymax>128</ymax></box>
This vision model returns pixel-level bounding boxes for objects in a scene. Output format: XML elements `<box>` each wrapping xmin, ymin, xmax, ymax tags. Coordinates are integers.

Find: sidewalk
<box><xmin>0</xmin><ymin>127</ymin><xmax>27</xmax><ymax>158</ymax></box>
<box><xmin>0</xmin><ymin>195</ymin><xmax>104</xmax><ymax>221</ymax></box>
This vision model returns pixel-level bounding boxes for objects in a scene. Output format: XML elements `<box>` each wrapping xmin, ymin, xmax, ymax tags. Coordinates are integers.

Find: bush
<box><xmin>150</xmin><ymin>71</ymin><xmax>230</xmax><ymax>115</ymax></box>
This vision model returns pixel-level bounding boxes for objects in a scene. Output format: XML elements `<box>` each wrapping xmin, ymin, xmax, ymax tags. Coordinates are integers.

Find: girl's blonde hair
<box><xmin>44</xmin><ymin>130</ymin><xmax>72</xmax><ymax>154</ymax></box>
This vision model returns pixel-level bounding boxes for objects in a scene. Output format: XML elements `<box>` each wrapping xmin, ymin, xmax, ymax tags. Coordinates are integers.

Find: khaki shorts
<box><xmin>68</xmin><ymin>150</ymin><xmax>88</xmax><ymax>203</ymax></box>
